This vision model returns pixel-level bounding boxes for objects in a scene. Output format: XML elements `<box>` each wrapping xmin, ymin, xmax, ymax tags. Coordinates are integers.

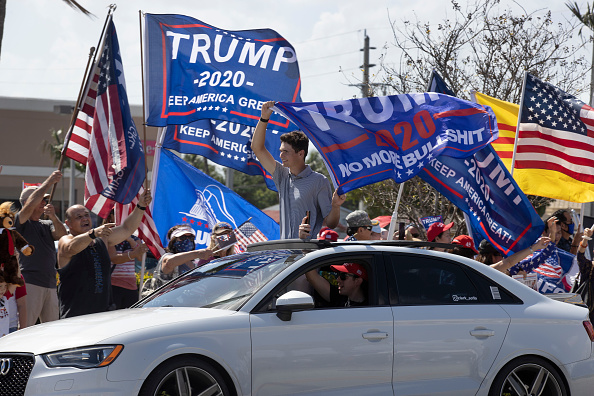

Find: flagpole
<box><xmin>139</xmin><ymin>127</ymin><xmax>165</xmax><ymax>299</ymax></box>
<box><xmin>48</xmin><ymin>46</ymin><xmax>95</xmax><ymax>202</ymax></box>
<box><xmin>139</xmin><ymin>10</ymin><xmax>149</xmax><ymax>188</ymax></box>
<box><xmin>510</xmin><ymin>71</ymin><xmax>529</xmax><ymax>176</ymax></box>
<box><xmin>51</xmin><ymin>5</ymin><xmax>117</xmax><ymax>202</ymax></box>
<box><xmin>386</xmin><ymin>182</ymin><xmax>405</xmax><ymax>241</ymax></box>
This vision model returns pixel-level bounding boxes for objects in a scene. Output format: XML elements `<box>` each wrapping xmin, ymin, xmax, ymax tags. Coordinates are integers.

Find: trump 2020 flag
<box><xmin>143</xmin><ymin>14</ymin><xmax>301</xmax><ymax>129</ymax></box>
<box><xmin>418</xmin><ymin>75</ymin><xmax>544</xmax><ymax>254</ymax></box>
<box><xmin>162</xmin><ymin>119</ymin><xmax>280</xmax><ymax>191</ymax></box>
<box><xmin>420</xmin><ymin>145</ymin><xmax>544</xmax><ymax>254</ymax></box>
<box><xmin>152</xmin><ymin>149</ymin><xmax>279</xmax><ymax>249</ymax></box>
<box><xmin>64</xmin><ymin>20</ymin><xmax>145</xmax><ymax>217</ymax></box>
<box><xmin>274</xmin><ymin>94</ymin><xmax>498</xmax><ymax>194</ymax></box>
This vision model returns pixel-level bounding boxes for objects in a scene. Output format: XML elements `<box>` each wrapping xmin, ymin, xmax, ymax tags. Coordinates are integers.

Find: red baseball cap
<box><xmin>427</xmin><ymin>221</ymin><xmax>454</xmax><ymax>242</ymax></box>
<box><xmin>452</xmin><ymin>235</ymin><xmax>478</xmax><ymax>254</ymax></box>
<box><xmin>318</xmin><ymin>227</ymin><xmax>339</xmax><ymax>242</ymax></box>
<box><xmin>330</xmin><ymin>262</ymin><xmax>368</xmax><ymax>281</ymax></box>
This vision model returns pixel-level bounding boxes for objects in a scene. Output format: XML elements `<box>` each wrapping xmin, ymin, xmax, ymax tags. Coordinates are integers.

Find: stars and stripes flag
<box><xmin>62</xmin><ymin>19</ymin><xmax>145</xmax><ymax>217</ymax></box>
<box><xmin>513</xmin><ymin>73</ymin><xmax>594</xmax><ymax>202</ymax></box>
<box><xmin>234</xmin><ymin>220</ymin><xmax>268</xmax><ymax>253</ymax></box>
<box><xmin>114</xmin><ymin>187</ymin><xmax>165</xmax><ymax>259</ymax></box>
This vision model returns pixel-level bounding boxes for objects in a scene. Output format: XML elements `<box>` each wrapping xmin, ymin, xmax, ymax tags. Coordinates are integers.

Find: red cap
<box><xmin>452</xmin><ymin>235</ymin><xmax>478</xmax><ymax>254</ymax></box>
<box><xmin>330</xmin><ymin>262</ymin><xmax>368</xmax><ymax>281</ymax></box>
<box><xmin>318</xmin><ymin>228</ymin><xmax>339</xmax><ymax>242</ymax></box>
<box><xmin>427</xmin><ymin>222</ymin><xmax>454</xmax><ymax>242</ymax></box>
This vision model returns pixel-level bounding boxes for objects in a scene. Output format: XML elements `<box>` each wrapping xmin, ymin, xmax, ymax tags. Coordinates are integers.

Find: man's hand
<box><xmin>332</xmin><ymin>191</ymin><xmax>346</xmax><ymax>207</ymax></box>
<box><xmin>584</xmin><ymin>228</ymin><xmax>593</xmax><ymax>239</ymax></box>
<box><xmin>48</xmin><ymin>170</ymin><xmax>62</xmax><ymax>185</ymax></box>
<box><xmin>138</xmin><ymin>189</ymin><xmax>152</xmax><ymax>208</ymax></box>
<box><xmin>43</xmin><ymin>203</ymin><xmax>57</xmax><ymax>218</ymax></box>
<box><xmin>261</xmin><ymin>101</ymin><xmax>275</xmax><ymax>120</ymax></box>
<box><xmin>94</xmin><ymin>223</ymin><xmax>115</xmax><ymax>238</ymax></box>
<box><xmin>299</xmin><ymin>216</ymin><xmax>311</xmax><ymax>239</ymax></box>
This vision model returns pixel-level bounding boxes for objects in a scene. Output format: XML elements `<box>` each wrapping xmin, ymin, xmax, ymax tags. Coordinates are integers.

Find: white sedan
<box><xmin>0</xmin><ymin>242</ymin><xmax>593</xmax><ymax>396</ymax></box>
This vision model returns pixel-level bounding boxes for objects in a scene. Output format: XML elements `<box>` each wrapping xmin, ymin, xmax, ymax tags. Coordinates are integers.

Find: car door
<box><xmin>387</xmin><ymin>254</ymin><xmax>511</xmax><ymax>396</ymax></box>
<box><xmin>250</xmin><ymin>253</ymin><xmax>394</xmax><ymax>396</ymax></box>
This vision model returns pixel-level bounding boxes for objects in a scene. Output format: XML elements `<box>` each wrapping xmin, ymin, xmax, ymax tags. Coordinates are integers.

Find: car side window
<box><xmin>390</xmin><ymin>255</ymin><xmax>481</xmax><ymax>305</ymax></box>
<box><xmin>254</xmin><ymin>255</ymin><xmax>381</xmax><ymax>313</ymax></box>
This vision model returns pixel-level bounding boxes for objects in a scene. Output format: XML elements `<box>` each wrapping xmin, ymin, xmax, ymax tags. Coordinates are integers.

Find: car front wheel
<box><xmin>489</xmin><ymin>356</ymin><xmax>567</xmax><ymax>396</ymax></box>
<box><xmin>139</xmin><ymin>356</ymin><xmax>231</xmax><ymax>396</ymax></box>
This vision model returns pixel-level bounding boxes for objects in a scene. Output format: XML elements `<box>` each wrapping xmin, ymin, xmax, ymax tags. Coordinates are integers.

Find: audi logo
<box><xmin>0</xmin><ymin>358</ymin><xmax>11</xmax><ymax>375</ymax></box>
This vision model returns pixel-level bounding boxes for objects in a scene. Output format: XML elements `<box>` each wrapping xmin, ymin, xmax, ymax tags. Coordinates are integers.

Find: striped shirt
<box><xmin>273</xmin><ymin>163</ymin><xmax>333</xmax><ymax>239</ymax></box>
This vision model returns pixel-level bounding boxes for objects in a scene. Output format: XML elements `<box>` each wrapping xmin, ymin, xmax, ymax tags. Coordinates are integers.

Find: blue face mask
<box><xmin>567</xmin><ymin>223</ymin><xmax>575</xmax><ymax>235</ymax></box>
<box><xmin>172</xmin><ymin>238</ymin><xmax>195</xmax><ymax>253</ymax></box>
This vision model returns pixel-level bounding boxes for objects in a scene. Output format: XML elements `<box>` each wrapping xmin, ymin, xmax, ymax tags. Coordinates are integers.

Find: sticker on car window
<box><xmin>451</xmin><ymin>295</ymin><xmax>478</xmax><ymax>302</ymax></box>
<box><xmin>490</xmin><ymin>286</ymin><xmax>501</xmax><ymax>300</ymax></box>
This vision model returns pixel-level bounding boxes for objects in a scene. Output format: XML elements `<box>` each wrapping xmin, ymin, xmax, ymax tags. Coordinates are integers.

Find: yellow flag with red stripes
<box><xmin>475</xmin><ymin>90</ymin><xmax>594</xmax><ymax>202</ymax></box>
<box><xmin>474</xmin><ymin>91</ymin><xmax>518</xmax><ymax>171</ymax></box>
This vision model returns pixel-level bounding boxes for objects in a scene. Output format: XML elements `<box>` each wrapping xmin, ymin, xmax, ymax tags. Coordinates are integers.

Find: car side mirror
<box><xmin>276</xmin><ymin>290</ymin><xmax>314</xmax><ymax>321</ymax></box>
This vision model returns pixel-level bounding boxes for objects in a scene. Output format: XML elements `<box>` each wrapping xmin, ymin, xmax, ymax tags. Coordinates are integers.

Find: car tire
<box><xmin>489</xmin><ymin>356</ymin><xmax>567</xmax><ymax>396</ymax></box>
<box><xmin>139</xmin><ymin>356</ymin><xmax>231</xmax><ymax>396</ymax></box>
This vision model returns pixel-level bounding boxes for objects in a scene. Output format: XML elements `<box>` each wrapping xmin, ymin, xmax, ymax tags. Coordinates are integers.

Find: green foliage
<box><xmin>42</xmin><ymin>129</ymin><xmax>86</xmax><ymax>173</ymax></box>
<box><xmin>233</xmin><ymin>170</ymin><xmax>279</xmax><ymax>210</ymax></box>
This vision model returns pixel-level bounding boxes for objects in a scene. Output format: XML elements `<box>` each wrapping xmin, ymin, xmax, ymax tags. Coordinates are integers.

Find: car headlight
<box><xmin>42</xmin><ymin>345</ymin><xmax>124</xmax><ymax>369</ymax></box>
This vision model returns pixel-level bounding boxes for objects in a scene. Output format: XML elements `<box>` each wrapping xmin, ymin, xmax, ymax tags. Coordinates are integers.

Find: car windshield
<box><xmin>136</xmin><ymin>250</ymin><xmax>304</xmax><ymax>310</ymax></box>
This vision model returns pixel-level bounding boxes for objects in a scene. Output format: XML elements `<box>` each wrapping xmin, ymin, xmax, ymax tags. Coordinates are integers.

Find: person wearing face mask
<box><xmin>156</xmin><ymin>225</ymin><xmax>213</xmax><ymax>283</ymax></box>
<box><xmin>550</xmin><ymin>209</ymin><xmax>582</xmax><ymax>254</ymax></box>
<box><xmin>195</xmin><ymin>222</ymin><xmax>236</xmax><ymax>267</ymax></box>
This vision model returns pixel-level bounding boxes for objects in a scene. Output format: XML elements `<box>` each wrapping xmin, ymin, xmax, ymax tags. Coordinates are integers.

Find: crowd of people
<box><xmin>1</xmin><ymin>100</ymin><xmax>592</xmax><ymax>333</ymax></box>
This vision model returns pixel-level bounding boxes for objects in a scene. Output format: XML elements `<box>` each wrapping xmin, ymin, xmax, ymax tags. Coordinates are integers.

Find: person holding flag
<box><xmin>16</xmin><ymin>170</ymin><xmax>68</xmax><ymax>325</ymax></box>
<box><xmin>57</xmin><ymin>190</ymin><xmax>152</xmax><ymax>318</ymax></box>
<box><xmin>252</xmin><ymin>101</ymin><xmax>345</xmax><ymax>239</ymax></box>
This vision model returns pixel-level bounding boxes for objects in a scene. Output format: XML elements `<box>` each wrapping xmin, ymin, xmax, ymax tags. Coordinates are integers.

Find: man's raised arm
<box><xmin>251</xmin><ymin>100</ymin><xmax>278</xmax><ymax>176</ymax></box>
<box><xmin>105</xmin><ymin>189</ymin><xmax>152</xmax><ymax>246</ymax></box>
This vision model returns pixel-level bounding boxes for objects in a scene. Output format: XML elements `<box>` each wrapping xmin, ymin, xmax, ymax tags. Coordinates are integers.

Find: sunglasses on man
<box><xmin>337</xmin><ymin>273</ymin><xmax>358</xmax><ymax>280</ymax></box>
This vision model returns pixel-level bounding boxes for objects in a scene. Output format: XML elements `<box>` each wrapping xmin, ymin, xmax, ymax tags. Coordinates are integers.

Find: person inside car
<box><xmin>305</xmin><ymin>262</ymin><xmax>368</xmax><ymax>307</ymax></box>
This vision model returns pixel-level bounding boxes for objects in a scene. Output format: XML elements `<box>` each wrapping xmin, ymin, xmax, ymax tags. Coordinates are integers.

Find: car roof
<box><xmin>246</xmin><ymin>238</ymin><xmax>457</xmax><ymax>252</ymax></box>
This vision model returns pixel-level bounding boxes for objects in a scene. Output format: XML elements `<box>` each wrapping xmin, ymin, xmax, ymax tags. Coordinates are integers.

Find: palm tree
<box><xmin>567</xmin><ymin>2</ymin><xmax>594</xmax><ymax>104</ymax></box>
<box><xmin>0</xmin><ymin>0</ymin><xmax>93</xmax><ymax>60</ymax></box>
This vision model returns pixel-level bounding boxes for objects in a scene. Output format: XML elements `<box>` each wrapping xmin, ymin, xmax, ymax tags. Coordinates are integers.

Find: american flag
<box><xmin>63</xmin><ymin>19</ymin><xmax>144</xmax><ymax>218</ymax></box>
<box><xmin>114</xmin><ymin>188</ymin><xmax>165</xmax><ymax>259</ymax></box>
<box><xmin>234</xmin><ymin>220</ymin><xmax>268</xmax><ymax>252</ymax></box>
<box><xmin>516</xmin><ymin>73</ymin><xmax>594</xmax><ymax>187</ymax></box>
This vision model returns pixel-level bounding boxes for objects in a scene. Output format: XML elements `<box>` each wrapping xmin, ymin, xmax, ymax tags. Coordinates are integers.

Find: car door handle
<box><xmin>362</xmin><ymin>331</ymin><xmax>389</xmax><ymax>340</ymax></box>
<box><xmin>470</xmin><ymin>329</ymin><xmax>495</xmax><ymax>338</ymax></box>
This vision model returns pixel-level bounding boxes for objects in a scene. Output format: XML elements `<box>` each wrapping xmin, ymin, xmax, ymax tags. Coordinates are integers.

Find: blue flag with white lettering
<box><xmin>419</xmin><ymin>145</ymin><xmax>544</xmax><ymax>254</ymax></box>
<box><xmin>144</xmin><ymin>14</ymin><xmax>301</xmax><ymax>128</ymax></box>
<box><xmin>153</xmin><ymin>149</ymin><xmax>279</xmax><ymax>248</ymax></box>
<box><xmin>274</xmin><ymin>94</ymin><xmax>498</xmax><ymax>195</ymax></box>
<box><xmin>162</xmin><ymin>119</ymin><xmax>280</xmax><ymax>191</ymax></box>
<box><xmin>419</xmin><ymin>74</ymin><xmax>544</xmax><ymax>254</ymax></box>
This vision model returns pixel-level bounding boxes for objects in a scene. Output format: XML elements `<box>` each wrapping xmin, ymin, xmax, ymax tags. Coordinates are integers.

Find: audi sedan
<box><xmin>1</xmin><ymin>241</ymin><xmax>593</xmax><ymax>396</ymax></box>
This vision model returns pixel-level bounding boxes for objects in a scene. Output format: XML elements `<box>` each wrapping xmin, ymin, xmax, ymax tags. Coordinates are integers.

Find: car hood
<box><xmin>0</xmin><ymin>307</ymin><xmax>240</xmax><ymax>354</ymax></box>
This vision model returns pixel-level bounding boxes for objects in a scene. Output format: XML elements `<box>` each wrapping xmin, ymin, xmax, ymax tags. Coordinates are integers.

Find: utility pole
<box><xmin>354</xmin><ymin>30</ymin><xmax>376</xmax><ymax>211</ymax></box>
<box><xmin>350</xmin><ymin>30</ymin><xmax>376</xmax><ymax>98</ymax></box>
<box><xmin>361</xmin><ymin>31</ymin><xmax>376</xmax><ymax>98</ymax></box>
